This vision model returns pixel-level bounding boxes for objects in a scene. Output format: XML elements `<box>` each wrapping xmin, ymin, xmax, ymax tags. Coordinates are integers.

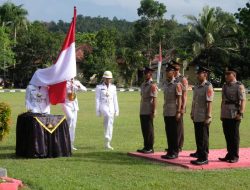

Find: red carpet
<box><xmin>128</xmin><ymin>148</ymin><xmax>250</xmax><ymax>170</ymax></box>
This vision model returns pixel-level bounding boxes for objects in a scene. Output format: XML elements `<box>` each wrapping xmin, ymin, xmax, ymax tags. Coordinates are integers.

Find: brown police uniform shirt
<box><xmin>140</xmin><ymin>79</ymin><xmax>158</xmax><ymax>115</ymax></box>
<box><xmin>191</xmin><ymin>80</ymin><xmax>214</xmax><ymax>122</ymax></box>
<box><xmin>162</xmin><ymin>78</ymin><xmax>182</xmax><ymax>117</ymax></box>
<box><xmin>221</xmin><ymin>81</ymin><xmax>246</xmax><ymax>119</ymax></box>
<box><xmin>175</xmin><ymin>74</ymin><xmax>188</xmax><ymax>92</ymax></box>
<box><xmin>176</xmin><ymin>74</ymin><xmax>188</xmax><ymax>111</ymax></box>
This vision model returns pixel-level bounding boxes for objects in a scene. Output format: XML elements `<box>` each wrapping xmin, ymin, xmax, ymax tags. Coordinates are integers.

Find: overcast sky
<box><xmin>0</xmin><ymin>0</ymin><xmax>248</xmax><ymax>23</ymax></box>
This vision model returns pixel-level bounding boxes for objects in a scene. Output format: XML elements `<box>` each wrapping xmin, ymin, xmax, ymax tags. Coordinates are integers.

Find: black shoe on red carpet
<box><xmin>190</xmin><ymin>152</ymin><xmax>198</xmax><ymax>158</ymax></box>
<box><xmin>161</xmin><ymin>154</ymin><xmax>178</xmax><ymax>159</ymax></box>
<box><xmin>137</xmin><ymin>148</ymin><xmax>146</xmax><ymax>153</ymax></box>
<box><xmin>228</xmin><ymin>158</ymin><xmax>239</xmax><ymax>163</ymax></box>
<box><xmin>218</xmin><ymin>157</ymin><xmax>230</xmax><ymax>162</ymax></box>
<box><xmin>137</xmin><ymin>148</ymin><xmax>154</xmax><ymax>154</ymax></box>
<box><xmin>190</xmin><ymin>159</ymin><xmax>208</xmax><ymax>165</ymax></box>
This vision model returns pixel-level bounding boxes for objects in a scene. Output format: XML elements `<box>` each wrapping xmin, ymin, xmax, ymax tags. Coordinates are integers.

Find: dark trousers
<box><xmin>140</xmin><ymin>115</ymin><xmax>154</xmax><ymax>150</ymax></box>
<box><xmin>177</xmin><ymin>115</ymin><xmax>184</xmax><ymax>149</ymax></box>
<box><xmin>194</xmin><ymin>122</ymin><xmax>209</xmax><ymax>160</ymax></box>
<box><xmin>222</xmin><ymin>119</ymin><xmax>240</xmax><ymax>159</ymax></box>
<box><xmin>164</xmin><ymin>116</ymin><xmax>179</xmax><ymax>155</ymax></box>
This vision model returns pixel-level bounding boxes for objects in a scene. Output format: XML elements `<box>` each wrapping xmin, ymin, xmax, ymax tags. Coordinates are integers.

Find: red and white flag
<box><xmin>156</xmin><ymin>42</ymin><xmax>162</xmax><ymax>84</ymax></box>
<box><xmin>30</xmin><ymin>7</ymin><xmax>77</xmax><ymax>105</ymax></box>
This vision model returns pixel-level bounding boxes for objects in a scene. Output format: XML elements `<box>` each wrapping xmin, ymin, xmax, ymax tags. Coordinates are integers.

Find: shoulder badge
<box><xmin>239</xmin><ymin>84</ymin><xmax>245</xmax><ymax>93</ymax></box>
<box><xmin>207</xmin><ymin>86</ymin><xmax>213</xmax><ymax>97</ymax></box>
<box><xmin>151</xmin><ymin>83</ymin><xmax>157</xmax><ymax>93</ymax></box>
<box><xmin>182</xmin><ymin>77</ymin><xmax>188</xmax><ymax>86</ymax></box>
<box><xmin>177</xmin><ymin>83</ymin><xmax>182</xmax><ymax>93</ymax></box>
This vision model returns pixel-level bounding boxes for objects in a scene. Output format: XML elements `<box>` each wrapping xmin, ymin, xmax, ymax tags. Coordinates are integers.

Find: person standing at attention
<box><xmin>219</xmin><ymin>67</ymin><xmax>246</xmax><ymax>163</ymax></box>
<box><xmin>171</xmin><ymin>60</ymin><xmax>188</xmax><ymax>152</ymax></box>
<box><xmin>190</xmin><ymin>66</ymin><xmax>214</xmax><ymax>165</ymax></box>
<box><xmin>96</xmin><ymin>71</ymin><xmax>119</xmax><ymax>150</ymax></box>
<box><xmin>161</xmin><ymin>64</ymin><xmax>182</xmax><ymax>159</ymax></box>
<box><xmin>137</xmin><ymin>67</ymin><xmax>158</xmax><ymax>154</ymax></box>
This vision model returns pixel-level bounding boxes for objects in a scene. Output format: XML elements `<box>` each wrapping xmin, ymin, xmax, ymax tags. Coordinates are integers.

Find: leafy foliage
<box><xmin>0</xmin><ymin>26</ymin><xmax>15</xmax><ymax>73</ymax></box>
<box><xmin>13</xmin><ymin>22</ymin><xmax>63</xmax><ymax>83</ymax></box>
<box><xmin>185</xmin><ymin>6</ymin><xmax>241</xmax><ymax>81</ymax></box>
<box><xmin>117</xmin><ymin>48</ymin><xmax>146</xmax><ymax>87</ymax></box>
<box><xmin>235</xmin><ymin>2</ymin><xmax>250</xmax><ymax>38</ymax></box>
<box><xmin>0</xmin><ymin>2</ymin><xmax>28</xmax><ymax>43</ymax></box>
<box><xmin>79</xmin><ymin>29</ymin><xmax>118</xmax><ymax>84</ymax></box>
<box><xmin>0</xmin><ymin>1</ymin><xmax>250</xmax><ymax>87</ymax></box>
<box><xmin>0</xmin><ymin>102</ymin><xmax>11</xmax><ymax>141</ymax></box>
<box><xmin>46</xmin><ymin>15</ymin><xmax>133</xmax><ymax>34</ymax></box>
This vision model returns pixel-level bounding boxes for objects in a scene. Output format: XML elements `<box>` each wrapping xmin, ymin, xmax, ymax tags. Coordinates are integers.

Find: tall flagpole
<box><xmin>156</xmin><ymin>42</ymin><xmax>162</xmax><ymax>84</ymax></box>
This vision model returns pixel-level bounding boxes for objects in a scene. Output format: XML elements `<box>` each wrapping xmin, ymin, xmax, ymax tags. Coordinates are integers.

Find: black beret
<box><xmin>143</xmin><ymin>66</ymin><xmax>155</xmax><ymax>73</ymax></box>
<box><xmin>196</xmin><ymin>66</ymin><xmax>211</xmax><ymax>74</ymax></box>
<box><xmin>166</xmin><ymin>64</ymin><xmax>178</xmax><ymax>72</ymax></box>
<box><xmin>170</xmin><ymin>60</ymin><xmax>180</xmax><ymax>66</ymax></box>
<box><xmin>226</xmin><ymin>67</ymin><xmax>239</xmax><ymax>74</ymax></box>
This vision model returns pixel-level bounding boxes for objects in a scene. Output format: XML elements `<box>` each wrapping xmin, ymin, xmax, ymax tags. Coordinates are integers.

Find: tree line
<box><xmin>0</xmin><ymin>0</ymin><xmax>250</xmax><ymax>88</ymax></box>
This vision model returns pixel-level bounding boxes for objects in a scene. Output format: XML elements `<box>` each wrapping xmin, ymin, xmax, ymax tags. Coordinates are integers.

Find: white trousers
<box><xmin>63</xmin><ymin>107</ymin><xmax>78</xmax><ymax>145</ymax></box>
<box><xmin>103</xmin><ymin>115</ymin><xmax>114</xmax><ymax>143</ymax></box>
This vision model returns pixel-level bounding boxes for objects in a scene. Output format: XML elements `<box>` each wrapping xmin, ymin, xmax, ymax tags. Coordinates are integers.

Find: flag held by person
<box><xmin>30</xmin><ymin>7</ymin><xmax>77</xmax><ymax>105</ymax></box>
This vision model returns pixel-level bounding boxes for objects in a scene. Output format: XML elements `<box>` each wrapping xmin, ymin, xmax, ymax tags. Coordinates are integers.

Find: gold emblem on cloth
<box><xmin>68</xmin><ymin>92</ymin><xmax>76</xmax><ymax>101</ymax></box>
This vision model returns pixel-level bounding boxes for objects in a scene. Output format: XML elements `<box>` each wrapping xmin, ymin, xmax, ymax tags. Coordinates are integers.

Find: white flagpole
<box><xmin>156</xmin><ymin>61</ymin><xmax>161</xmax><ymax>84</ymax></box>
<box><xmin>156</xmin><ymin>42</ymin><xmax>162</xmax><ymax>84</ymax></box>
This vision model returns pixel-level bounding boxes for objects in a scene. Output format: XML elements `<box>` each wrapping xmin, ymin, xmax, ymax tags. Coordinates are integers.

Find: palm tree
<box><xmin>0</xmin><ymin>2</ymin><xmax>28</xmax><ymax>44</ymax></box>
<box><xmin>185</xmin><ymin>6</ymin><xmax>238</xmax><ymax>68</ymax></box>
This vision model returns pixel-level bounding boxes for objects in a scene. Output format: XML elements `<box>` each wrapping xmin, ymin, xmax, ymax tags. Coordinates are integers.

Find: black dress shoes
<box><xmin>190</xmin><ymin>159</ymin><xmax>208</xmax><ymax>165</ymax></box>
<box><xmin>137</xmin><ymin>148</ymin><xmax>154</xmax><ymax>154</ymax></box>
<box><xmin>218</xmin><ymin>157</ymin><xmax>230</xmax><ymax>162</ymax></box>
<box><xmin>228</xmin><ymin>158</ymin><xmax>239</xmax><ymax>163</ymax></box>
<box><xmin>137</xmin><ymin>148</ymin><xmax>146</xmax><ymax>153</ymax></box>
<box><xmin>190</xmin><ymin>152</ymin><xmax>198</xmax><ymax>158</ymax></box>
<box><xmin>161</xmin><ymin>154</ymin><xmax>178</xmax><ymax>159</ymax></box>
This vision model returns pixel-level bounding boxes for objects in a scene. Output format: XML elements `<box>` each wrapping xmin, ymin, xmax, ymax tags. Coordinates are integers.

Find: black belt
<box><xmin>224</xmin><ymin>101</ymin><xmax>238</xmax><ymax>105</ymax></box>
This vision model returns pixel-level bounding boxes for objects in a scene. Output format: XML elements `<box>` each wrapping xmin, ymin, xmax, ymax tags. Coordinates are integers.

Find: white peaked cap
<box><xmin>103</xmin><ymin>71</ymin><xmax>113</xmax><ymax>79</ymax></box>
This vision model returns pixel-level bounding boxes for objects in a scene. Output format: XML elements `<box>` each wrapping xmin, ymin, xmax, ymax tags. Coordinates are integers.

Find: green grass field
<box><xmin>1</xmin><ymin>91</ymin><xmax>250</xmax><ymax>190</ymax></box>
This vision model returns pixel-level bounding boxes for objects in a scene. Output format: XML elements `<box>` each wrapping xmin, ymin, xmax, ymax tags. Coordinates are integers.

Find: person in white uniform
<box><xmin>62</xmin><ymin>78</ymin><xmax>87</xmax><ymax>150</ymax></box>
<box><xmin>25</xmin><ymin>84</ymin><xmax>50</xmax><ymax>114</ymax></box>
<box><xmin>95</xmin><ymin>71</ymin><xmax>119</xmax><ymax>150</ymax></box>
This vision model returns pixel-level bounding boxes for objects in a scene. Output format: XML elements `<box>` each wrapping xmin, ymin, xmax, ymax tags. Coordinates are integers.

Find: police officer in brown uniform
<box><xmin>190</xmin><ymin>66</ymin><xmax>214</xmax><ymax>165</ymax></box>
<box><xmin>219</xmin><ymin>68</ymin><xmax>246</xmax><ymax>163</ymax></box>
<box><xmin>137</xmin><ymin>67</ymin><xmax>158</xmax><ymax>154</ymax></box>
<box><xmin>171</xmin><ymin>60</ymin><xmax>188</xmax><ymax>151</ymax></box>
<box><xmin>161</xmin><ymin>64</ymin><xmax>182</xmax><ymax>159</ymax></box>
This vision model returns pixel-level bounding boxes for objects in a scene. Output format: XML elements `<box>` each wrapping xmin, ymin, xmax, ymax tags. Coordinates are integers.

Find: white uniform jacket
<box><xmin>95</xmin><ymin>83</ymin><xmax>119</xmax><ymax>117</ymax></box>
<box><xmin>63</xmin><ymin>80</ymin><xmax>87</xmax><ymax>111</ymax></box>
<box><xmin>25</xmin><ymin>84</ymin><xmax>50</xmax><ymax>114</ymax></box>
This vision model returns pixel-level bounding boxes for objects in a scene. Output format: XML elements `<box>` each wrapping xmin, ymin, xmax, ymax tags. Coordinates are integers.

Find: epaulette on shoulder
<box><xmin>151</xmin><ymin>80</ymin><xmax>156</xmax><ymax>84</ymax></box>
<box><xmin>173</xmin><ymin>79</ymin><xmax>178</xmax><ymax>83</ymax></box>
<box><xmin>205</xmin><ymin>81</ymin><xmax>211</xmax><ymax>86</ymax></box>
<box><xmin>236</xmin><ymin>81</ymin><xmax>242</xmax><ymax>85</ymax></box>
<box><xmin>151</xmin><ymin>81</ymin><xmax>157</xmax><ymax>86</ymax></box>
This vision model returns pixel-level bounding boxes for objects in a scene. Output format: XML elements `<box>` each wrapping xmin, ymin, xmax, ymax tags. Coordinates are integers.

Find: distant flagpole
<box><xmin>156</xmin><ymin>42</ymin><xmax>162</xmax><ymax>84</ymax></box>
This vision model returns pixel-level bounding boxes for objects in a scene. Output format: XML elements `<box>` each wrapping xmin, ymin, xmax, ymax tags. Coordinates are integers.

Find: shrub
<box><xmin>0</xmin><ymin>103</ymin><xmax>11</xmax><ymax>141</ymax></box>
